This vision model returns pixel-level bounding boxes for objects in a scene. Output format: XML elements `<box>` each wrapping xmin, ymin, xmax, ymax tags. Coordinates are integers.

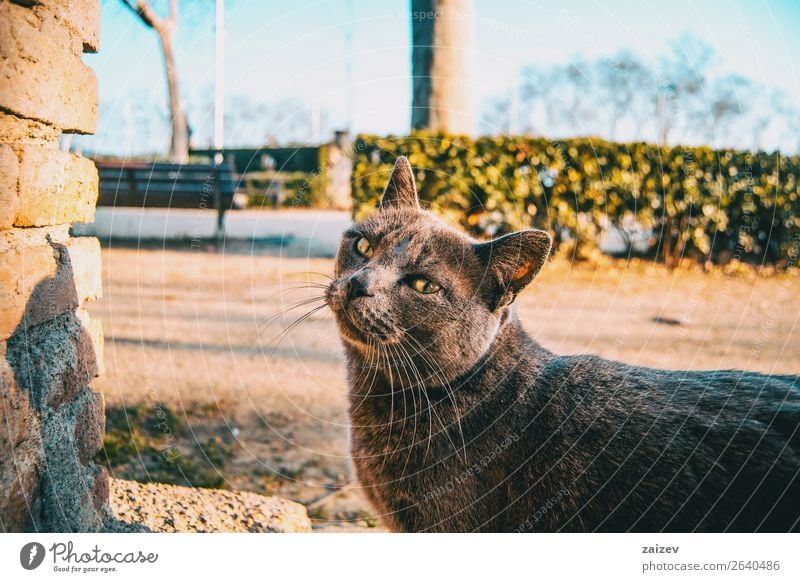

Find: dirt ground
<box><xmin>90</xmin><ymin>245</ymin><xmax>800</xmax><ymax>531</ymax></box>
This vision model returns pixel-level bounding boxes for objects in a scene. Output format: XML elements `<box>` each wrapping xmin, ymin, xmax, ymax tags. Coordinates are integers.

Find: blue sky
<box><xmin>82</xmin><ymin>0</ymin><xmax>800</xmax><ymax>155</ymax></box>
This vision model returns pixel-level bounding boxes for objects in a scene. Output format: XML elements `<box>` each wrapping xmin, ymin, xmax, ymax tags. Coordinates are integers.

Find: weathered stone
<box><xmin>77</xmin><ymin>308</ymin><xmax>104</xmax><ymax>376</ymax></box>
<box><xmin>0</xmin><ymin>224</ymin><xmax>70</xmax><ymax>252</ymax></box>
<box><xmin>91</xmin><ymin>465</ymin><xmax>109</xmax><ymax>512</ymax></box>
<box><xmin>0</xmin><ymin>0</ymin><xmax>105</xmax><ymax>534</ymax></box>
<box><xmin>0</xmin><ymin>235</ymin><xmax>75</xmax><ymax>341</ymax></box>
<box><xmin>0</xmin><ymin>433</ymin><xmax>43</xmax><ymax>532</ymax></box>
<box><xmin>37</xmin><ymin>0</ymin><xmax>101</xmax><ymax>53</ymax></box>
<box><xmin>0</xmin><ymin>347</ymin><xmax>44</xmax><ymax>532</ymax></box>
<box><xmin>108</xmin><ymin>479</ymin><xmax>313</xmax><ymax>533</ymax></box>
<box><xmin>0</xmin><ymin>345</ymin><xmax>36</xmax><ymax>447</ymax></box>
<box><xmin>0</xmin><ymin>145</ymin><xmax>99</xmax><ymax>229</ymax></box>
<box><xmin>1</xmin><ymin>353</ymin><xmax>106</xmax><ymax>531</ymax></box>
<box><xmin>14</xmin><ymin>145</ymin><xmax>98</xmax><ymax>227</ymax></box>
<box><xmin>5</xmin><ymin>311</ymin><xmax>101</xmax><ymax>411</ymax></box>
<box><xmin>74</xmin><ymin>389</ymin><xmax>104</xmax><ymax>464</ymax></box>
<box><xmin>0</xmin><ymin>2</ymin><xmax>98</xmax><ymax>133</ymax></box>
<box><xmin>0</xmin><ymin>233</ymin><xmax>102</xmax><ymax>341</ymax></box>
<box><xmin>68</xmin><ymin>237</ymin><xmax>103</xmax><ymax>307</ymax></box>
<box><xmin>0</xmin><ymin>111</ymin><xmax>61</xmax><ymax>146</ymax></box>
<box><xmin>39</xmin><ymin>388</ymin><xmax>105</xmax><ymax>532</ymax></box>
<box><xmin>0</xmin><ymin>145</ymin><xmax>20</xmax><ymax>227</ymax></box>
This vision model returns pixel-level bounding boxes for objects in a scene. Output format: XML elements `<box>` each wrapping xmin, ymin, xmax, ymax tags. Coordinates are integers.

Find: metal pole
<box><xmin>214</xmin><ymin>0</ymin><xmax>225</xmax><ymax>244</ymax></box>
<box><xmin>214</xmin><ymin>0</ymin><xmax>225</xmax><ymax>165</ymax></box>
<box><xmin>344</xmin><ymin>0</ymin><xmax>354</xmax><ymax>134</ymax></box>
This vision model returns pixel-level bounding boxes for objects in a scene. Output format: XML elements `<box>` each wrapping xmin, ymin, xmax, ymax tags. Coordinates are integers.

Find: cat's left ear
<box><xmin>379</xmin><ymin>156</ymin><xmax>419</xmax><ymax>209</ymax></box>
<box><xmin>474</xmin><ymin>229</ymin><xmax>552</xmax><ymax>310</ymax></box>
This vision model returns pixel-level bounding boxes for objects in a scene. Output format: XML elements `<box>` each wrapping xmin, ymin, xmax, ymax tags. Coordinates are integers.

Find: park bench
<box><xmin>93</xmin><ymin>160</ymin><xmax>240</xmax><ymax>236</ymax></box>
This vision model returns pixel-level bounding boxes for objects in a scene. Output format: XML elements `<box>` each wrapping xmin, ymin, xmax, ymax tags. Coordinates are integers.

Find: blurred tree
<box><xmin>656</xmin><ymin>34</ymin><xmax>715</xmax><ymax>145</ymax></box>
<box><xmin>701</xmin><ymin>75</ymin><xmax>752</xmax><ymax>147</ymax></box>
<box><xmin>518</xmin><ymin>65</ymin><xmax>550</xmax><ymax>135</ymax></box>
<box><xmin>596</xmin><ymin>52</ymin><xmax>654</xmax><ymax>141</ymax></box>
<box><xmin>481</xmin><ymin>33</ymin><xmax>800</xmax><ymax>153</ymax></box>
<box><xmin>120</xmin><ymin>0</ymin><xmax>189</xmax><ymax>163</ymax></box>
<box><xmin>773</xmin><ymin>90</ymin><xmax>800</xmax><ymax>153</ymax></box>
<box><xmin>518</xmin><ymin>62</ymin><xmax>596</xmax><ymax>137</ymax></box>
<box><xmin>411</xmin><ymin>0</ymin><xmax>473</xmax><ymax>133</ymax></box>
<box><xmin>559</xmin><ymin>59</ymin><xmax>597</xmax><ymax>133</ymax></box>
<box><xmin>478</xmin><ymin>93</ymin><xmax>517</xmax><ymax>135</ymax></box>
<box><xmin>221</xmin><ymin>96</ymin><xmax>331</xmax><ymax>147</ymax></box>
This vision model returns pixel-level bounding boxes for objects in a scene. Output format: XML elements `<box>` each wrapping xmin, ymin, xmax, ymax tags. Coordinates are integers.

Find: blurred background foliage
<box><xmin>352</xmin><ymin>133</ymin><xmax>800</xmax><ymax>268</ymax></box>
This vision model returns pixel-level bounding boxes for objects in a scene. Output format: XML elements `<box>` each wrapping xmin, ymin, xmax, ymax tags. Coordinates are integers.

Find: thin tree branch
<box><xmin>119</xmin><ymin>0</ymin><xmax>163</xmax><ymax>31</ymax></box>
<box><xmin>167</xmin><ymin>0</ymin><xmax>177</xmax><ymax>26</ymax></box>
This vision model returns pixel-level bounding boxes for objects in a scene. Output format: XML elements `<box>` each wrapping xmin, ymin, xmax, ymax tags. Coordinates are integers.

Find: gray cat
<box><xmin>325</xmin><ymin>156</ymin><xmax>800</xmax><ymax>532</ymax></box>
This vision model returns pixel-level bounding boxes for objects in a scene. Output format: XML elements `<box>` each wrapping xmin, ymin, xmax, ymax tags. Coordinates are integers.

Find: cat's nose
<box><xmin>347</xmin><ymin>276</ymin><xmax>373</xmax><ymax>301</ymax></box>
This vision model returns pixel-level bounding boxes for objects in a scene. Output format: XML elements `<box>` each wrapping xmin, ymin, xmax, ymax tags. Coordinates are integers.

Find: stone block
<box><xmin>73</xmin><ymin>389</ymin><xmax>104</xmax><ymax>464</ymax></box>
<box><xmin>14</xmin><ymin>145</ymin><xmax>98</xmax><ymax>227</ymax></box>
<box><xmin>0</xmin><ymin>2</ymin><xmax>98</xmax><ymax>132</ymax></box>
<box><xmin>0</xmin><ymin>234</ymin><xmax>102</xmax><ymax>341</ymax></box>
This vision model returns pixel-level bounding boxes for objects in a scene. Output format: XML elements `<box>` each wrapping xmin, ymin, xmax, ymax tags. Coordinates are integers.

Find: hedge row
<box><xmin>242</xmin><ymin>170</ymin><xmax>327</xmax><ymax>208</ymax></box>
<box><xmin>192</xmin><ymin>145</ymin><xmax>326</xmax><ymax>174</ymax></box>
<box><xmin>351</xmin><ymin>134</ymin><xmax>800</xmax><ymax>267</ymax></box>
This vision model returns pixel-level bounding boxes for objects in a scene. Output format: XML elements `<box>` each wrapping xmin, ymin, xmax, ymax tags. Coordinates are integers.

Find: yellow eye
<box><xmin>410</xmin><ymin>276</ymin><xmax>441</xmax><ymax>294</ymax></box>
<box><xmin>356</xmin><ymin>237</ymin><xmax>374</xmax><ymax>258</ymax></box>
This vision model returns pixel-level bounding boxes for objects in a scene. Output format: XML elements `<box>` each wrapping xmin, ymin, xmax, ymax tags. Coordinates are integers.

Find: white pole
<box><xmin>344</xmin><ymin>0</ymin><xmax>354</xmax><ymax>134</ymax></box>
<box><xmin>214</xmin><ymin>0</ymin><xmax>225</xmax><ymax>164</ymax></box>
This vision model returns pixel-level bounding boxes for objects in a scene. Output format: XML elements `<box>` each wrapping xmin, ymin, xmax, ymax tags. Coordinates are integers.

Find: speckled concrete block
<box><xmin>108</xmin><ymin>479</ymin><xmax>313</xmax><ymax>533</ymax></box>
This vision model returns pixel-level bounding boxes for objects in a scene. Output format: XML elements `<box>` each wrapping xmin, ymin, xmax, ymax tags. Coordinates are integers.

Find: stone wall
<box><xmin>0</xmin><ymin>0</ymin><xmax>107</xmax><ymax>532</ymax></box>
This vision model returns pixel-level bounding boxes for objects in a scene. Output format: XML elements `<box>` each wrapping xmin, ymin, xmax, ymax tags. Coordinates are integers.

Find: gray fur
<box><xmin>326</xmin><ymin>156</ymin><xmax>800</xmax><ymax>532</ymax></box>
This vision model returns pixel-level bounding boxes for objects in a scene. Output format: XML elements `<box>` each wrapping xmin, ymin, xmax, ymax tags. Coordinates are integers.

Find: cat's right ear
<box><xmin>379</xmin><ymin>156</ymin><xmax>419</xmax><ymax>210</ymax></box>
<box><xmin>474</xmin><ymin>229</ymin><xmax>552</xmax><ymax>311</ymax></box>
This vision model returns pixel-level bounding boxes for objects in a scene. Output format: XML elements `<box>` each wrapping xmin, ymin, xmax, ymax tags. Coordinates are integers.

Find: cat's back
<box><xmin>524</xmin><ymin>353</ymin><xmax>800</xmax><ymax>531</ymax></box>
<box><xmin>538</xmin><ymin>353</ymin><xmax>799</xmax><ymax>440</ymax></box>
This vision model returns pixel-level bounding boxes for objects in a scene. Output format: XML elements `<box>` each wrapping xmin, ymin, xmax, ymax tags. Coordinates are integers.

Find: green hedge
<box><xmin>191</xmin><ymin>145</ymin><xmax>326</xmax><ymax>175</ymax></box>
<box><xmin>242</xmin><ymin>170</ymin><xmax>327</xmax><ymax>208</ymax></box>
<box><xmin>352</xmin><ymin>133</ymin><xmax>800</xmax><ymax>267</ymax></box>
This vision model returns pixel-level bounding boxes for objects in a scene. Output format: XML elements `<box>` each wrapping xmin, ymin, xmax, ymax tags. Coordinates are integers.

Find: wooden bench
<box><xmin>93</xmin><ymin>160</ymin><xmax>239</xmax><ymax>237</ymax></box>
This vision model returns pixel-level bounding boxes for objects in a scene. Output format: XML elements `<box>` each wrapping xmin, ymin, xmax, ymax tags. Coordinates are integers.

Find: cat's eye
<box><xmin>355</xmin><ymin>237</ymin><xmax>374</xmax><ymax>258</ymax></box>
<box><xmin>409</xmin><ymin>276</ymin><xmax>441</xmax><ymax>294</ymax></box>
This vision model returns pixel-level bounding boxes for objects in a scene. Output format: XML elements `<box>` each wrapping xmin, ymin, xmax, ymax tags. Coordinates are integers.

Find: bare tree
<box><xmin>537</xmin><ymin>59</ymin><xmax>597</xmax><ymax>136</ymax></box>
<box><xmin>701</xmin><ymin>75</ymin><xmax>753</xmax><ymax>148</ymax></box>
<box><xmin>771</xmin><ymin>90</ymin><xmax>800</xmax><ymax>153</ymax></box>
<box><xmin>120</xmin><ymin>0</ymin><xmax>189</xmax><ymax>163</ymax></box>
<box><xmin>596</xmin><ymin>52</ymin><xmax>653</xmax><ymax>141</ymax></box>
<box><xmin>222</xmin><ymin>95</ymin><xmax>330</xmax><ymax>147</ymax></box>
<box><xmin>656</xmin><ymin>34</ymin><xmax>714</xmax><ymax>146</ymax></box>
<box><xmin>478</xmin><ymin>93</ymin><xmax>512</xmax><ymax>135</ymax></box>
<box><xmin>480</xmin><ymin>33</ymin><xmax>795</xmax><ymax>153</ymax></box>
<box><xmin>411</xmin><ymin>0</ymin><xmax>473</xmax><ymax>133</ymax></box>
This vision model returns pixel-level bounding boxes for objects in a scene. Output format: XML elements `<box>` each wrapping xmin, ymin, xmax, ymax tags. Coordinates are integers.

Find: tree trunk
<box><xmin>410</xmin><ymin>0</ymin><xmax>472</xmax><ymax>134</ymax></box>
<box><xmin>157</xmin><ymin>29</ymin><xmax>189</xmax><ymax>163</ymax></box>
<box><xmin>120</xmin><ymin>0</ymin><xmax>189</xmax><ymax>163</ymax></box>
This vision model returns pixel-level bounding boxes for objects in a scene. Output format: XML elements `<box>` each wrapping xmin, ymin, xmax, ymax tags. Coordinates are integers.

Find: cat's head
<box><xmin>327</xmin><ymin>156</ymin><xmax>551</xmax><ymax>385</ymax></box>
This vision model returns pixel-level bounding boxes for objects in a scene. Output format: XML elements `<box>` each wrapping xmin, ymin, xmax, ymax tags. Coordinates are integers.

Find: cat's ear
<box><xmin>474</xmin><ymin>229</ymin><xmax>552</xmax><ymax>310</ymax></box>
<box><xmin>379</xmin><ymin>156</ymin><xmax>419</xmax><ymax>209</ymax></box>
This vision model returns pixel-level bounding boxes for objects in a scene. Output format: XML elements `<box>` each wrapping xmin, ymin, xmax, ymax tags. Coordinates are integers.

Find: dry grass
<box><xmin>91</xmin><ymin>247</ymin><xmax>800</xmax><ymax>531</ymax></box>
